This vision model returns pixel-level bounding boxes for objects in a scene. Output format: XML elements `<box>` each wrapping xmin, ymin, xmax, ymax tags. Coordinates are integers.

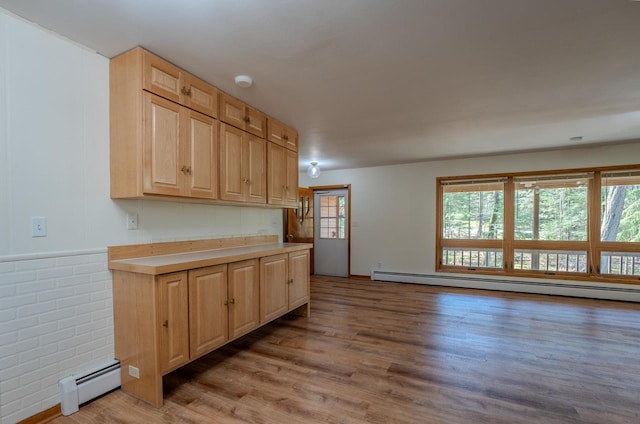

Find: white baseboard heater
<box><xmin>59</xmin><ymin>359</ymin><xmax>121</xmax><ymax>416</ymax></box>
<box><xmin>370</xmin><ymin>270</ymin><xmax>640</xmax><ymax>302</ymax></box>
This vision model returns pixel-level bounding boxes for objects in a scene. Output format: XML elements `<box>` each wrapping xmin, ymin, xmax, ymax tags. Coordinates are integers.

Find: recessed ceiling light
<box><xmin>570</xmin><ymin>136</ymin><xmax>583</xmax><ymax>141</ymax></box>
<box><xmin>234</xmin><ymin>75</ymin><xmax>253</xmax><ymax>88</ymax></box>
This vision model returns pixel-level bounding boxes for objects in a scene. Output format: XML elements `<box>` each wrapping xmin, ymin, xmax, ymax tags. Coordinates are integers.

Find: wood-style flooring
<box><xmin>52</xmin><ymin>276</ymin><xmax>640</xmax><ymax>423</ymax></box>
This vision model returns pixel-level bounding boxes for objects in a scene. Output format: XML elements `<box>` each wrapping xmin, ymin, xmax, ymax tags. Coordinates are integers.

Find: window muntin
<box><xmin>601</xmin><ymin>171</ymin><xmax>640</xmax><ymax>243</ymax></box>
<box><xmin>514</xmin><ymin>174</ymin><xmax>589</xmax><ymax>241</ymax></box>
<box><xmin>442</xmin><ymin>179</ymin><xmax>505</xmax><ymax>240</ymax></box>
<box><xmin>319</xmin><ymin>195</ymin><xmax>346</xmax><ymax>239</ymax></box>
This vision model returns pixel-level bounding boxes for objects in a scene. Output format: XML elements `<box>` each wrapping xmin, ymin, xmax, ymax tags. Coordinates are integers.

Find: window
<box><xmin>437</xmin><ymin>165</ymin><xmax>640</xmax><ymax>283</ymax></box>
<box><xmin>440</xmin><ymin>179</ymin><xmax>505</xmax><ymax>270</ymax></box>
<box><xmin>319</xmin><ymin>195</ymin><xmax>346</xmax><ymax>239</ymax></box>
<box><xmin>599</xmin><ymin>170</ymin><xmax>640</xmax><ymax>276</ymax></box>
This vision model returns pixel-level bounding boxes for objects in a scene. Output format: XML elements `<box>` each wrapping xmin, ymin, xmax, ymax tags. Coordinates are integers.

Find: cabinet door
<box><xmin>158</xmin><ymin>272</ymin><xmax>189</xmax><ymax>374</ymax></box>
<box><xmin>219</xmin><ymin>124</ymin><xmax>245</xmax><ymax>202</ymax></box>
<box><xmin>260</xmin><ymin>254</ymin><xmax>289</xmax><ymax>323</ymax></box>
<box><xmin>188</xmin><ymin>265</ymin><xmax>228</xmax><ymax>359</ymax></box>
<box><xmin>284</xmin><ymin>148</ymin><xmax>299</xmax><ymax>207</ymax></box>
<box><xmin>142</xmin><ymin>49</ymin><xmax>183</xmax><ymax>104</ymax></box>
<box><xmin>268</xmin><ymin>118</ymin><xmax>298</xmax><ymax>152</ymax></box>
<box><xmin>245</xmin><ymin>106</ymin><xmax>267</xmax><ymax>138</ymax></box>
<box><xmin>267</xmin><ymin>118</ymin><xmax>286</xmax><ymax>147</ymax></box>
<box><xmin>245</xmin><ymin>135</ymin><xmax>267</xmax><ymax>204</ymax></box>
<box><xmin>288</xmin><ymin>251</ymin><xmax>310</xmax><ymax>310</ymax></box>
<box><xmin>184</xmin><ymin>74</ymin><xmax>218</xmax><ymax>118</ymax></box>
<box><xmin>228</xmin><ymin>259</ymin><xmax>260</xmax><ymax>339</ymax></box>
<box><xmin>219</xmin><ymin>92</ymin><xmax>245</xmax><ymax>129</ymax></box>
<box><xmin>185</xmin><ymin>110</ymin><xmax>218</xmax><ymax>199</ymax></box>
<box><xmin>267</xmin><ymin>143</ymin><xmax>286</xmax><ymax>205</ymax></box>
<box><xmin>283</xmin><ymin>128</ymin><xmax>298</xmax><ymax>153</ymax></box>
<box><xmin>143</xmin><ymin>93</ymin><xmax>183</xmax><ymax>196</ymax></box>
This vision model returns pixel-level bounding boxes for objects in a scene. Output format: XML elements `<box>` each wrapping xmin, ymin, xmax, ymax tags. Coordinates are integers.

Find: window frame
<box><xmin>436</xmin><ymin>165</ymin><xmax>640</xmax><ymax>285</ymax></box>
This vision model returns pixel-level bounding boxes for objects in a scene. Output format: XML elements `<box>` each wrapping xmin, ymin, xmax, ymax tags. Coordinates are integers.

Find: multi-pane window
<box><xmin>437</xmin><ymin>166</ymin><xmax>640</xmax><ymax>283</ymax></box>
<box><xmin>441</xmin><ymin>179</ymin><xmax>505</xmax><ymax>270</ymax></box>
<box><xmin>599</xmin><ymin>170</ymin><xmax>640</xmax><ymax>276</ymax></box>
<box><xmin>514</xmin><ymin>175</ymin><xmax>589</xmax><ymax>241</ymax></box>
<box><xmin>319</xmin><ymin>195</ymin><xmax>346</xmax><ymax>239</ymax></box>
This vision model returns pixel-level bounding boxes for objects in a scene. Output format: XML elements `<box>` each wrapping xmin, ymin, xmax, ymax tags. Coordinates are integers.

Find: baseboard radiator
<box><xmin>59</xmin><ymin>360</ymin><xmax>121</xmax><ymax>415</ymax></box>
<box><xmin>370</xmin><ymin>270</ymin><xmax>640</xmax><ymax>302</ymax></box>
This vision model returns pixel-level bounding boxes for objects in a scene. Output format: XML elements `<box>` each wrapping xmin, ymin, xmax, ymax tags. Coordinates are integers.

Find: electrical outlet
<box><xmin>128</xmin><ymin>365</ymin><xmax>140</xmax><ymax>379</ymax></box>
<box><xmin>31</xmin><ymin>217</ymin><xmax>47</xmax><ymax>237</ymax></box>
<box><xmin>126</xmin><ymin>213</ymin><xmax>138</xmax><ymax>230</ymax></box>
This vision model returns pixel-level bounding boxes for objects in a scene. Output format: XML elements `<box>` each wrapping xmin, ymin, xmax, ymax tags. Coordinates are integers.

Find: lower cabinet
<box><xmin>260</xmin><ymin>250</ymin><xmax>310</xmax><ymax>324</ymax></box>
<box><xmin>113</xmin><ymin>248</ymin><xmax>309</xmax><ymax>407</ymax></box>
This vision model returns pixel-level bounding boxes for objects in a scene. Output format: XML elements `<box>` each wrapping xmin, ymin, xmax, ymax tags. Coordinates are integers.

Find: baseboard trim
<box><xmin>17</xmin><ymin>404</ymin><xmax>62</xmax><ymax>424</ymax></box>
<box><xmin>370</xmin><ymin>270</ymin><xmax>640</xmax><ymax>302</ymax></box>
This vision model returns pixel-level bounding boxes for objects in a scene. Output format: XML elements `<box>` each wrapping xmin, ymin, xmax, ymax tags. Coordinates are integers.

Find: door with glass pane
<box><xmin>314</xmin><ymin>189</ymin><xmax>349</xmax><ymax>277</ymax></box>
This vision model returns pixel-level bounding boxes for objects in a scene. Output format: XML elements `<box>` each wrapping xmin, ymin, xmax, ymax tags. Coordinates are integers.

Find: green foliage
<box><xmin>443</xmin><ymin>191</ymin><xmax>503</xmax><ymax>239</ymax></box>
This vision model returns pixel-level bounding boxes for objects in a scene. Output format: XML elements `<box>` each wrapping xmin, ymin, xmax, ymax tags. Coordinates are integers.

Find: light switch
<box><xmin>31</xmin><ymin>217</ymin><xmax>47</xmax><ymax>237</ymax></box>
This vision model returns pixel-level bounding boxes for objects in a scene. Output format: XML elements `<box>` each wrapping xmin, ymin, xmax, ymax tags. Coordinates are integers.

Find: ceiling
<box><xmin>2</xmin><ymin>0</ymin><xmax>640</xmax><ymax>171</ymax></box>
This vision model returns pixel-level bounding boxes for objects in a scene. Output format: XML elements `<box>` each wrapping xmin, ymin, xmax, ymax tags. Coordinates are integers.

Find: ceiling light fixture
<box><xmin>234</xmin><ymin>75</ymin><xmax>253</xmax><ymax>88</ymax></box>
<box><xmin>307</xmin><ymin>162</ymin><xmax>321</xmax><ymax>178</ymax></box>
<box><xmin>570</xmin><ymin>136</ymin><xmax>583</xmax><ymax>141</ymax></box>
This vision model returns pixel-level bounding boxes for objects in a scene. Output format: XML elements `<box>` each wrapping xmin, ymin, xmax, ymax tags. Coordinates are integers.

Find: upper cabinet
<box><xmin>219</xmin><ymin>124</ymin><xmax>267</xmax><ymax>204</ymax></box>
<box><xmin>219</xmin><ymin>92</ymin><xmax>267</xmax><ymax>138</ymax></box>
<box><xmin>142</xmin><ymin>48</ymin><xmax>218</xmax><ymax>118</ymax></box>
<box><xmin>110</xmin><ymin>47</ymin><xmax>298</xmax><ymax>207</ymax></box>
<box><xmin>267</xmin><ymin>118</ymin><xmax>298</xmax><ymax>152</ymax></box>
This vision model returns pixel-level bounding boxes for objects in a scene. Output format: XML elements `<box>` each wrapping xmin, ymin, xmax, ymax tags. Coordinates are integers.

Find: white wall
<box><xmin>300</xmin><ymin>142</ymin><xmax>640</xmax><ymax>277</ymax></box>
<box><xmin>0</xmin><ymin>10</ymin><xmax>281</xmax><ymax>423</ymax></box>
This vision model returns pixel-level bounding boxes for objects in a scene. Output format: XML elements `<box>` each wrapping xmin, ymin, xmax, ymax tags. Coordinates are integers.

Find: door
<box><xmin>314</xmin><ymin>189</ymin><xmax>349</xmax><ymax>277</ymax></box>
<box><xmin>158</xmin><ymin>272</ymin><xmax>189</xmax><ymax>373</ymax></box>
<box><xmin>188</xmin><ymin>265</ymin><xmax>228</xmax><ymax>358</ymax></box>
<box><xmin>260</xmin><ymin>254</ymin><xmax>289</xmax><ymax>323</ymax></box>
<box><xmin>143</xmin><ymin>93</ymin><xmax>183</xmax><ymax>196</ymax></box>
<box><xmin>228</xmin><ymin>259</ymin><xmax>260</xmax><ymax>339</ymax></box>
<box><xmin>185</xmin><ymin>110</ymin><xmax>217</xmax><ymax>199</ymax></box>
<box><xmin>288</xmin><ymin>251</ymin><xmax>310</xmax><ymax>309</ymax></box>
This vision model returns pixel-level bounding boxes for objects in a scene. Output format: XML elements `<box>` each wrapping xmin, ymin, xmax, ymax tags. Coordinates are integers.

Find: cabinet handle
<box><xmin>243</xmin><ymin>116</ymin><xmax>250</xmax><ymax>123</ymax></box>
<box><xmin>181</xmin><ymin>86</ymin><xmax>192</xmax><ymax>96</ymax></box>
<box><xmin>283</xmin><ymin>134</ymin><xmax>289</xmax><ymax>141</ymax></box>
<box><xmin>181</xmin><ymin>165</ymin><xmax>188</xmax><ymax>174</ymax></box>
<box><xmin>245</xmin><ymin>178</ymin><xmax>250</xmax><ymax>185</ymax></box>
<box><xmin>230</xmin><ymin>298</ymin><xmax>236</xmax><ymax>304</ymax></box>
<box><xmin>187</xmin><ymin>166</ymin><xmax>192</xmax><ymax>175</ymax></box>
<box><xmin>162</xmin><ymin>320</ymin><xmax>168</xmax><ymax>328</ymax></box>
<box><xmin>224</xmin><ymin>300</ymin><xmax>228</xmax><ymax>306</ymax></box>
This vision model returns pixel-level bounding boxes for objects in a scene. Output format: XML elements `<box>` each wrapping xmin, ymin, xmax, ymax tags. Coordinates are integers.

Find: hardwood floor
<box><xmin>52</xmin><ymin>276</ymin><xmax>640</xmax><ymax>423</ymax></box>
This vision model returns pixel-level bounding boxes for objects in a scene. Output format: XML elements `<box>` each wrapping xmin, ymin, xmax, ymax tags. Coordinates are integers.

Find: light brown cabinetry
<box><xmin>268</xmin><ymin>118</ymin><xmax>299</xmax><ymax>152</ymax></box>
<box><xmin>158</xmin><ymin>272</ymin><xmax>190</xmax><ymax>373</ymax></box>
<box><xmin>142</xmin><ymin>47</ymin><xmax>218</xmax><ymax>118</ymax></box>
<box><xmin>111</xmin><ymin>48</ymin><xmax>218</xmax><ymax>200</ymax></box>
<box><xmin>142</xmin><ymin>93</ymin><xmax>218</xmax><ymax>198</ymax></box>
<box><xmin>228</xmin><ymin>259</ymin><xmax>260</xmax><ymax>339</ymax></box>
<box><xmin>267</xmin><ymin>143</ymin><xmax>299</xmax><ymax>207</ymax></box>
<box><xmin>260</xmin><ymin>250</ymin><xmax>310</xmax><ymax>324</ymax></box>
<box><xmin>112</xmin><ymin>47</ymin><xmax>300</xmax><ymax>207</ymax></box>
<box><xmin>219</xmin><ymin>92</ymin><xmax>267</xmax><ymax>138</ymax></box>
<box><xmin>219</xmin><ymin>124</ymin><xmax>267</xmax><ymax>204</ymax></box>
<box><xmin>110</xmin><ymin>238</ymin><xmax>311</xmax><ymax>408</ymax></box>
<box><xmin>188</xmin><ymin>265</ymin><xmax>228</xmax><ymax>358</ymax></box>
<box><xmin>188</xmin><ymin>260</ymin><xmax>260</xmax><ymax>359</ymax></box>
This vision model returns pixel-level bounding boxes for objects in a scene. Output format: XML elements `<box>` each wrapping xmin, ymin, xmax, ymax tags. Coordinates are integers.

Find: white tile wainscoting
<box><xmin>0</xmin><ymin>249</ymin><xmax>114</xmax><ymax>424</ymax></box>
